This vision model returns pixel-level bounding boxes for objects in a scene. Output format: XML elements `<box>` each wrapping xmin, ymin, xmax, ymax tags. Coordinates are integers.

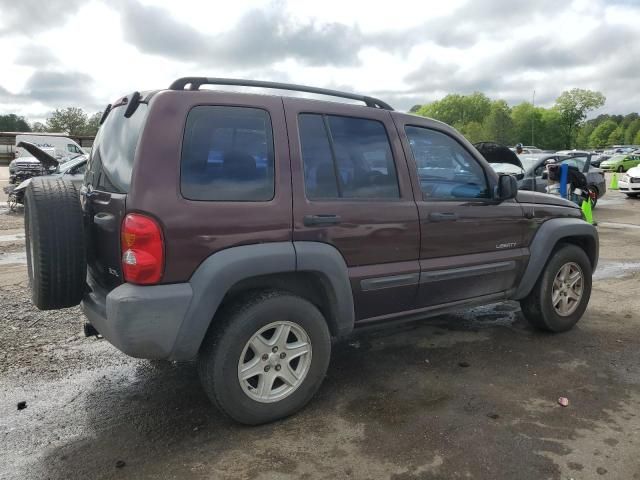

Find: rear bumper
<box><xmin>82</xmin><ymin>277</ymin><xmax>193</xmax><ymax>360</ymax></box>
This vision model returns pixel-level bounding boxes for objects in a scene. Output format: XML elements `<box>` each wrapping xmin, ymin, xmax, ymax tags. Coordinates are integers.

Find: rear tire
<box><xmin>24</xmin><ymin>177</ymin><xmax>86</xmax><ymax>310</ymax></box>
<box><xmin>520</xmin><ymin>244</ymin><xmax>592</xmax><ymax>333</ymax></box>
<box><xmin>198</xmin><ymin>291</ymin><xmax>331</xmax><ymax>425</ymax></box>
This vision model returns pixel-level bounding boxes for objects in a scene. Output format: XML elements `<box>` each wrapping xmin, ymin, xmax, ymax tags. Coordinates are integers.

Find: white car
<box><xmin>619</xmin><ymin>166</ymin><xmax>640</xmax><ymax>198</ymax></box>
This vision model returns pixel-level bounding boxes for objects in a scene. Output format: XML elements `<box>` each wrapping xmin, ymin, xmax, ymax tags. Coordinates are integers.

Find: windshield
<box><xmin>560</xmin><ymin>156</ymin><xmax>588</xmax><ymax>171</ymax></box>
<box><xmin>86</xmin><ymin>103</ymin><xmax>148</xmax><ymax>193</ymax></box>
<box><xmin>519</xmin><ymin>156</ymin><xmax>542</xmax><ymax>170</ymax></box>
<box><xmin>490</xmin><ymin>163</ymin><xmax>524</xmax><ymax>175</ymax></box>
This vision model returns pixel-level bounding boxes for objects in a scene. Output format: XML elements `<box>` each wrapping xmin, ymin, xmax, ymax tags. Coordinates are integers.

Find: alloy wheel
<box><xmin>551</xmin><ymin>262</ymin><xmax>584</xmax><ymax>316</ymax></box>
<box><xmin>238</xmin><ymin>321</ymin><xmax>312</xmax><ymax>403</ymax></box>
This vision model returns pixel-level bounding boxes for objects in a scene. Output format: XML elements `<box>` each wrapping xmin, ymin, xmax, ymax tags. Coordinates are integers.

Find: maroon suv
<box><xmin>24</xmin><ymin>78</ymin><xmax>598</xmax><ymax>424</ymax></box>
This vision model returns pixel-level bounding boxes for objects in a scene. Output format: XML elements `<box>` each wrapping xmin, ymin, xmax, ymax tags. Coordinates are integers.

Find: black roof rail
<box><xmin>168</xmin><ymin>77</ymin><xmax>393</xmax><ymax>111</ymax></box>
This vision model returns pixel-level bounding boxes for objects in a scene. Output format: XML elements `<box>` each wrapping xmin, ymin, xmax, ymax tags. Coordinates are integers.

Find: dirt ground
<box><xmin>1</xmin><ymin>170</ymin><xmax>640</xmax><ymax>480</ymax></box>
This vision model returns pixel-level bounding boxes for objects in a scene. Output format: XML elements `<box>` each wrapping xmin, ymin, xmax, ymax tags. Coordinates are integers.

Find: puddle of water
<box><xmin>594</xmin><ymin>261</ymin><xmax>640</xmax><ymax>280</ymax></box>
<box><xmin>598</xmin><ymin>222</ymin><xmax>640</xmax><ymax>230</ymax></box>
<box><xmin>0</xmin><ymin>251</ymin><xmax>27</xmax><ymax>265</ymax></box>
<box><xmin>0</xmin><ymin>233</ymin><xmax>25</xmax><ymax>242</ymax></box>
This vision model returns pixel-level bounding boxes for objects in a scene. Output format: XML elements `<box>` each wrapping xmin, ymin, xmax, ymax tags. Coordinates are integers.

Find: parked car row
<box><xmin>477</xmin><ymin>143</ymin><xmax>606</xmax><ymax>206</ymax></box>
<box><xmin>599</xmin><ymin>153</ymin><xmax>640</xmax><ymax>172</ymax></box>
<box><xmin>3</xmin><ymin>142</ymin><xmax>87</xmax><ymax>210</ymax></box>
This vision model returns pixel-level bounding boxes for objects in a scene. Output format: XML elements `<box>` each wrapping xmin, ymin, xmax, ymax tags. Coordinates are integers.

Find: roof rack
<box><xmin>168</xmin><ymin>77</ymin><xmax>393</xmax><ymax>111</ymax></box>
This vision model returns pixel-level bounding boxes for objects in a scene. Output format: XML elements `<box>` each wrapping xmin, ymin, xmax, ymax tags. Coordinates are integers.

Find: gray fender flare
<box><xmin>513</xmin><ymin>218</ymin><xmax>599</xmax><ymax>300</ymax></box>
<box><xmin>170</xmin><ymin>241</ymin><xmax>354</xmax><ymax>360</ymax></box>
<box><xmin>294</xmin><ymin>241</ymin><xmax>355</xmax><ymax>337</ymax></box>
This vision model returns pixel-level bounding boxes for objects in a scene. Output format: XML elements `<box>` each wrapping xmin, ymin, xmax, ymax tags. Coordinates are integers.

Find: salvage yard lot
<box><xmin>1</xmin><ymin>171</ymin><xmax>640</xmax><ymax>480</ymax></box>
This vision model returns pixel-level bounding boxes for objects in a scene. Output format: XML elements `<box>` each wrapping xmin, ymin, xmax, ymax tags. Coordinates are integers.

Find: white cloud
<box><xmin>0</xmin><ymin>0</ymin><xmax>638</xmax><ymax>123</ymax></box>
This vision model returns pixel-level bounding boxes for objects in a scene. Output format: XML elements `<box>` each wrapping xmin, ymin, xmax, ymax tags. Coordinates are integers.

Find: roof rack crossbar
<box><xmin>168</xmin><ymin>77</ymin><xmax>393</xmax><ymax>110</ymax></box>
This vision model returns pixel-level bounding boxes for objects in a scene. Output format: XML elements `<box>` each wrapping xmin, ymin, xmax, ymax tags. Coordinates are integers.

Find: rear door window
<box><xmin>298</xmin><ymin>113</ymin><xmax>399</xmax><ymax>199</ymax></box>
<box><xmin>181</xmin><ymin>106</ymin><xmax>275</xmax><ymax>201</ymax></box>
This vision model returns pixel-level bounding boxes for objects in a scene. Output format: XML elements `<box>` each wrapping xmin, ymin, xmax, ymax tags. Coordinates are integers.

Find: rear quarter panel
<box><xmin>127</xmin><ymin>91</ymin><xmax>293</xmax><ymax>283</ymax></box>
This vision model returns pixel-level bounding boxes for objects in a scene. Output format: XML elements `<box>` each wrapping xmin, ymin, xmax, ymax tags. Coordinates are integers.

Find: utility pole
<box><xmin>531</xmin><ymin>90</ymin><xmax>536</xmax><ymax>146</ymax></box>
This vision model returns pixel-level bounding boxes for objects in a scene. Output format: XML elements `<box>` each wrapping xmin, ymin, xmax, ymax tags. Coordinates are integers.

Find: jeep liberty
<box><xmin>24</xmin><ymin>78</ymin><xmax>598</xmax><ymax>424</ymax></box>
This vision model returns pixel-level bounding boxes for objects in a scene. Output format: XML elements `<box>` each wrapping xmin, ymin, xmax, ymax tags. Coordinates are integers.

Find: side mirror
<box><xmin>496</xmin><ymin>174</ymin><xmax>518</xmax><ymax>201</ymax></box>
<box><xmin>541</xmin><ymin>171</ymin><xmax>548</xmax><ymax>180</ymax></box>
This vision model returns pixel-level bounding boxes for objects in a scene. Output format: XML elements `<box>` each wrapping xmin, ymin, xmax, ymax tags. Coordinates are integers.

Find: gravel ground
<box><xmin>1</xmin><ymin>173</ymin><xmax>640</xmax><ymax>480</ymax></box>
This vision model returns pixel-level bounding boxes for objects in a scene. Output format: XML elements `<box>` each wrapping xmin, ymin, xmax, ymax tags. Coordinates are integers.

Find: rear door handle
<box><xmin>303</xmin><ymin>214</ymin><xmax>341</xmax><ymax>226</ymax></box>
<box><xmin>428</xmin><ymin>212</ymin><xmax>458</xmax><ymax>222</ymax></box>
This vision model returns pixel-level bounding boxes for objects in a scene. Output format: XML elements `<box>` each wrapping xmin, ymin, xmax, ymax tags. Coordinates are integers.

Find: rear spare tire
<box><xmin>24</xmin><ymin>177</ymin><xmax>86</xmax><ymax>310</ymax></box>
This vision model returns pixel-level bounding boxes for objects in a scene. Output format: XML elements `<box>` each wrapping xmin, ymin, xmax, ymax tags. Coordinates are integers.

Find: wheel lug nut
<box><xmin>280</xmin><ymin>352</ymin><xmax>286</xmax><ymax>359</ymax></box>
<box><xmin>275</xmin><ymin>365</ymin><xmax>281</xmax><ymax>371</ymax></box>
<box><xmin>264</xmin><ymin>366</ymin><xmax>270</xmax><ymax>372</ymax></box>
<box><xmin>262</xmin><ymin>354</ymin><xmax>268</xmax><ymax>361</ymax></box>
<box><xmin>272</xmin><ymin>346</ymin><xmax>278</xmax><ymax>353</ymax></box>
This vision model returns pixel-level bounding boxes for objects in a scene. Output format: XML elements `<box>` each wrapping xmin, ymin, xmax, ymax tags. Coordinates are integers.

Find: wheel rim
<box><xmin>551</xmin><ymin>262</ymin><xmax>584</xmax><ymax>316</ymax></box>
<box><xmin>238</xmin><ymin>321</ymin><xmax>312</xmax><ymax>403</ymax></box>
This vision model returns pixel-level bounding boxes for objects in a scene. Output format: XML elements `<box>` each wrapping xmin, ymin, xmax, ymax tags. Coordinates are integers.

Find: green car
<box><xmin>600</xmin><ymin>154</ymin><xmax>640</xmax><ymax>173</ymax></box>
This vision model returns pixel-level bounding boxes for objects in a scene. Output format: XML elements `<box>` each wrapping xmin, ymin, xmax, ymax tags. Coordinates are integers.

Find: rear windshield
<box><xmin>86</xmin><ymin>103</ymin><xmax>148</xmax><ymax>193</ymax></box>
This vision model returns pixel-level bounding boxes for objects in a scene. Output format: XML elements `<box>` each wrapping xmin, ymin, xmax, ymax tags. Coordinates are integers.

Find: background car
<box><xmin>619</xmin><ymin>165</ymin><xmax>640</xmax><ymax>198</ymax></box>
<box><xmin>516</xmin><ymin>153</ymin><xmax>606</xmax><ymax>206</ymax></box>
<box><xmin>599</xmin><ymin>154</ymin><xmax>640</xmax><ymax>172</ymax></box>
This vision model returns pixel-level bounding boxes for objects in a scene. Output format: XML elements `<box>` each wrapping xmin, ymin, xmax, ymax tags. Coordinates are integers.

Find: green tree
<box><xmin>456</xmin><ymin>121</ymin><xmax>485</xmax><ymax>143</ymax></box>
<box><xmin>46</xmin><ymin>107</ymin><xmax>88</xmax><ymax>136</ymax></box>
<box><xmin>511</xmin><ymin>102</ymin><xmax>544</xmax><ymax>147</ymax></box>
<box><xmin>483</xmin><ymin>100</ymin><xmax>514</xmax><ymax>145</ymax></box>
<box><xmin>554</xmin><ymin>88</ymin><xmax>606</xmax><ymax>148</ymax></box>
<box><xmin>409</xmin><ymin>104</ymin><xmax>422</xmax><ymax>113</ymax></box>
<box><xmin>418</xmin><ymin>92</ymin><xmax>491</xmax><ymax>125</ymax></box>
<box><xmin>575</xmin><ymin>123</ymin><xmax>595</xmax><ymax>149</ymax></box>
<box><xmin>0</xmin><ymin>114</ymin><xmax>31</xmax><ymax>132</ymax></box>
<box><xmin>635</xmin><ymin>130</ymin><xmax>640</xmax><ymax>145</ymax></box>
<box><xmin>82</xmin><ymin>112</ymin><xmax>102</xmax><ymax>136</ymax></box>
<box><xmin>536</xmin><ymin>109</ymin><xmax>565</xmax><ymax>151</ymax></box>
<box><xmin>607</xmin><ymin>125</ymin><xmax>625</xmax><ymax>145</ymax></box>
<box><xmin>31</xmin><ymin>121</ymin><xmax>48</xmax><ymax>132</ymax></box>
<box><xmin>624</xmin><ymin>119</ymin><xmax>640</xmax><ymax>144</ymax></box>
<box><xmin>588</xmin><ymin>120</ymin><xmax>618</xmax><ymax>148</ymax></box>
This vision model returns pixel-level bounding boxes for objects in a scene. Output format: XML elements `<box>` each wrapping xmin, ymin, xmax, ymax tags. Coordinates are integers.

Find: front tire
<box><xmin>617</xmin><ymin>165</ymin><xmax>625</xmax><ymax>173</ymax></box>
<box><xmin>198</xmin><ymin>291</ymin><xmax>331</xmax><ymax>425</ymax></box>
<box><xmin>520</xmin><ymin>244</ymin><xmax>592</xmax><ymax>333</ymax></box>
<box><xmin>625</xmin><ymin>193</ymin><xmax>638</xmax><ymax>198</ymax></box>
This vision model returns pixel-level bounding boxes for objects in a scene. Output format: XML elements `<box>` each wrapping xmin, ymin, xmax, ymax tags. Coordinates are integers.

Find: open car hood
<box><xmin>17</xmin><ymin>141</ymin><xmax>59</xmax><ymax>170</ymax></box>
<box><xmin>473</xmin><ymin>142</ymin><xmax>523</xmax><ymax>168</ymax></box>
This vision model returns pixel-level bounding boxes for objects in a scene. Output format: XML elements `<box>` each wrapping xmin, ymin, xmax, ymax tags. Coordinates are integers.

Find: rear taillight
<box><xmin>121</xmin><ymin>213</ymin><xmax>164</xmax><ymax>285</ymax></box>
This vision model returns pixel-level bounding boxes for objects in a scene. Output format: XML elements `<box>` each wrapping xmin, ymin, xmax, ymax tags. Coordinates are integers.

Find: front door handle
<box><xmin>428</xmin><ymin>212</ymin><xmax>458</xmax><ymax>222</ymax></box>
<box><xmin>303</xmin><ymin>214</ymin><xmax>341</xmax><ymax>227</ymax></box>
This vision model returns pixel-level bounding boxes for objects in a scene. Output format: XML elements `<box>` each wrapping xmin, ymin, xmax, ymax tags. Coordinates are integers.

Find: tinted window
<box><xmin>181</xmin><ymin>106</ymin><xmax>275</xmax><ymax>201</ymax></box>
<box><xmin>87</xmin><ymin>103</ymin><xmax>148</xmax><ymax>193</ymax></box>
<box><xmin>560</xmin><ymin>156</ymin><xmax>588</xmax><ymax>171</ymax></box>
<box><xmin>405</xmin><ymin>126</ymin><xmax>489</xmax><ymax>200</ymax></box>
<box><xmin>299</xmin><ymin>114</ymin><xmax>399</xmax><ymax>199</ymax></box>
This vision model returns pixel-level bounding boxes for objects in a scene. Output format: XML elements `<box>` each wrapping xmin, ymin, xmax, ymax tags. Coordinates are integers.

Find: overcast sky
<box><xmin>1</xmin><ymin>0</ymin><xmax>639</xmax><ymax>122</ymax></box>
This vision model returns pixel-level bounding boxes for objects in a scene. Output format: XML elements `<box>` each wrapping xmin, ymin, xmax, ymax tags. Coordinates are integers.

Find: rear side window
<box><xmin>298</xmin><ymin>113</ymin><xmax>399</xmax><ymax>199</ymax></box>
<box><xmin>87</xmin><ymin>103</ymin><xmax>148</xmax><ymax>193</ymax></box>
<box><xmin>181</xmin><ymin>106</ymin><xmax>275</xmax><ymax>201</ymax></box>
